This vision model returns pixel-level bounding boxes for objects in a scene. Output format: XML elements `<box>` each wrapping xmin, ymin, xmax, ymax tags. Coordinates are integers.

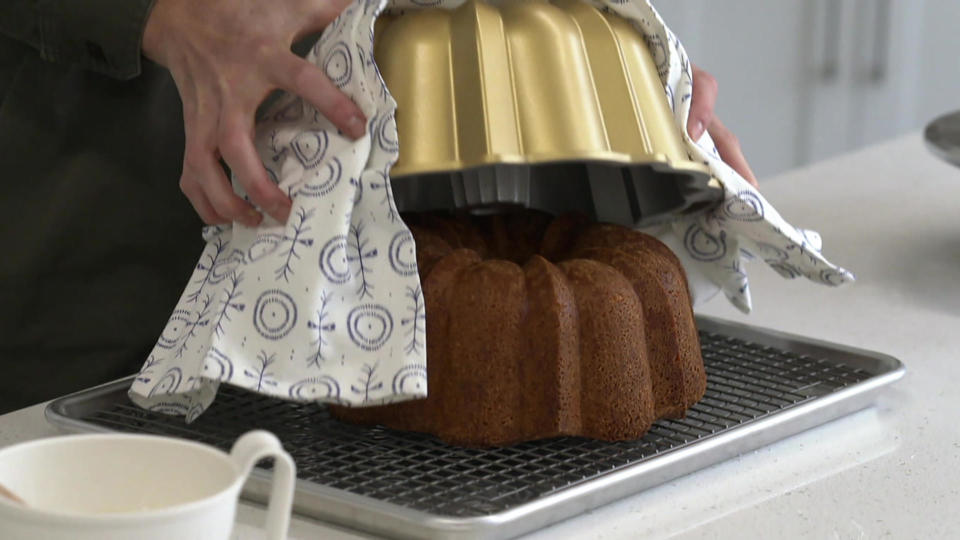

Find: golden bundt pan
<box><xmin>376</xmin><ymin>0</ymin><xmax>722</xmax><ymax>226</ymax></box>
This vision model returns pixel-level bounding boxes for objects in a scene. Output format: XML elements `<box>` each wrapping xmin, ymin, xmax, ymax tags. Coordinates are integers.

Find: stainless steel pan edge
<box><xmin>237</xmin><ymin>317</ymin><xmax>905</xmax><ymax>540</ymax></box>
<box><xmin>694</xmin><ymin>315</ymin><xmax>904</xmax><ymax>375</ymax></box>
<box><xmin>43</xmin><ymin>378</ymin><xmax>131</xmax><ymax>435</ymax></box>
<box><xmin>43</xmin><ymin>317</ymin><xmax>906</xmax><ymax>540</ymax></box>
<box><xmin>236</xmin><ymin>366</ymin><xmax>902</xmax><ymax>540</ymax></box>
<box><xmin>44</xmin><ymin>367</ymin><xmax>900</xmax><ymax>540</ymax></box>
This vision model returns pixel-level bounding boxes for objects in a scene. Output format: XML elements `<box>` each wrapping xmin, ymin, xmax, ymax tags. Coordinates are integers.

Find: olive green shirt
<box><xmin>0</xmin><ymin>0</ymin><xmax>205</xmax><ymax>412</ymax></box>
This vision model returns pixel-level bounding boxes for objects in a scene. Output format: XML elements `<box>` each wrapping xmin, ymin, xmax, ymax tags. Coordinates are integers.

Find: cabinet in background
<box><xmin>653</xmin><ymin>0</ymin><xmax>960</xmax><ymax>179</ymax></box>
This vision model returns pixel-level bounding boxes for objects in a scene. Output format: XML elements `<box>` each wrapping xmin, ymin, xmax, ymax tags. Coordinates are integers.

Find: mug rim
<box><xmin>0</xmin><ymin>433</ymin><xmax>246</xmax><ymax>524</ymax></box>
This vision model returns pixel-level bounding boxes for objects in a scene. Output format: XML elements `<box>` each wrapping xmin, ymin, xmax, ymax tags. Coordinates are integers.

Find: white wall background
<box><xmin>652</xmin><ymin>0</ymin><xmax>960</xmax><ymax>179</ymax></box>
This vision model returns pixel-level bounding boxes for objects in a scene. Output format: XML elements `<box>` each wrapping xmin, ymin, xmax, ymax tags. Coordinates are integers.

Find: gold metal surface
<box><xmin>374</xmin><ymin>0</ymin><xmax>709</xmax><ymax>179</ymax></box>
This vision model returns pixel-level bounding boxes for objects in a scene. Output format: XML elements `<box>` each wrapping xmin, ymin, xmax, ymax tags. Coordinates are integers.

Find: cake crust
<box><xmin>331</xmin><ymin>211</ymin><xmax>705</xmax><ymax>446</ymax></box>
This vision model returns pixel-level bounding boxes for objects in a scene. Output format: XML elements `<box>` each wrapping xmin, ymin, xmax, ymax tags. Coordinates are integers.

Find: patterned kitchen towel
<box><xmin>129</xmin><ymin>0</ymin><xmax>426</xmax><ymax>420</ymax></box>
<box><xmin>130</xmin><ymin>0</ymin><xmax>853</xmax><ymax>419</ymax></box>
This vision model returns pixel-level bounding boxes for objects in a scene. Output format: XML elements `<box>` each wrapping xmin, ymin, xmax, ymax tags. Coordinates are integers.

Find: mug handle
<box><xmin>230</xmin><ymin>430</ymin><xmax>296</xmax><ymax>540</ymax></box>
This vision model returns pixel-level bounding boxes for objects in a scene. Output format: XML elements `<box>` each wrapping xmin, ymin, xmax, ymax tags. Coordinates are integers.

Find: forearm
<box><xmin>0</xmin><ymin>0</ymin><xmax>156</xmax><ymax>80</ymax></box>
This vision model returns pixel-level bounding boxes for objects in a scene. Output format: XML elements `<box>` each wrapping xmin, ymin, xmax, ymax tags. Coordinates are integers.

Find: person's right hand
<box><xmin>142</xmin><ymin>0</ymin><xmax>365</xmax><ymax>227</ymax></box>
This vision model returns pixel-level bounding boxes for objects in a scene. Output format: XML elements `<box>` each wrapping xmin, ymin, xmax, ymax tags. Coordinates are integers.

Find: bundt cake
<box><xmin>331</xmin><ymin>211</ymin><xmax>706</xmax><ymax>446</ymax></box>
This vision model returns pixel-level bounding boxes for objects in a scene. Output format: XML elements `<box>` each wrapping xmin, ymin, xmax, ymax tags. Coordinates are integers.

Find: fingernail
<box><xmin>243</xmin><ymin>209</ymin><xmax>262</xmax><ymax>227</ymax></box>
<box><xmin>346</xmin><ymin>114</ymin><xmax>366</xmax><ymax>139</ymax></box>
<box><xmin>689</xmin><ymin>121</ymin><xmax>704</xmax><ymax>140</ymax></box>
<box><xmin>271</xmin><ymin>202</ymin><xmax>292</xmax><ymax>224</ymax></box>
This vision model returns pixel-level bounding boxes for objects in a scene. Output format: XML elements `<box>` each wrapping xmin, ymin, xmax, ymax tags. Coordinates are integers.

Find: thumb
<box><xmin>687</xmin><ymin>66</ymin><xmax>718</xmax><ymax>141</ymax></box>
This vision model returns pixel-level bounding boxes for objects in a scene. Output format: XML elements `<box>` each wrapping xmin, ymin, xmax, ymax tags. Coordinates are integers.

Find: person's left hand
<box><xmin>686</xmin><ymin>65</ymin><xmax>759</xmax><ymax>187</ymax></box>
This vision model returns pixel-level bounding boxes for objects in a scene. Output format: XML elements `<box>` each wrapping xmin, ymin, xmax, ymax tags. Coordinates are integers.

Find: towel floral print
<box><xmin>129</xmin><ymin>0</ymin><xmax>427</xmax><ymax>419</ymax></box>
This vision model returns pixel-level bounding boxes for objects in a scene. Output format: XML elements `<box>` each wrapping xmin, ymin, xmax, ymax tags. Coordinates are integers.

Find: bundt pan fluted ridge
<box><xmin>375</xmin><ymin>0</ymin><xmax>722</xmax><ymax>226</ymax></box>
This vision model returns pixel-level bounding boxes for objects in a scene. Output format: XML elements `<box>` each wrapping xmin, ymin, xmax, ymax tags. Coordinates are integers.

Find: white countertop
<box><xmin>2</xmin><ymin>132</ymin><xmax>959</xmax><ymax>539</ymax></box>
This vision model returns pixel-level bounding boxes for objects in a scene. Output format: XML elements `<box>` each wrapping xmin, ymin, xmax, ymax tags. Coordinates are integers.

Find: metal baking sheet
<box><xmin>45</xmin><ymin>316</ymin><xmax>904</xmax><ymax>540</ymax></box>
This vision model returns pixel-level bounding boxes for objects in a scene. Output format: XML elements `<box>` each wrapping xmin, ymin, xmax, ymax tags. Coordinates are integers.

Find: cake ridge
<box><xmin>331</xmin><ymin>210</ymin><xmax>705</xmax><ymax>446</ymax></box>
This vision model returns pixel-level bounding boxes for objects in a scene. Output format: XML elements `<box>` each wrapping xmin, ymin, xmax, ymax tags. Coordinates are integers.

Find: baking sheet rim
<box><xmin>43</xmin><ymin>315</ymin><xmax>905</xmax><ymax>540</ymax></box>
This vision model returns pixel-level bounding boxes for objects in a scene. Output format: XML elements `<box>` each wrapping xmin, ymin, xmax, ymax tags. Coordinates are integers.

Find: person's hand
<box><xmin>142</xmin><ymin>0</ymin><xmax>366</xmax><ymax>226</ymax></box>
<box><xmin>686</xmin><ymin>65</ymin><xmax>759</xmax><ymax>187</ymax></box>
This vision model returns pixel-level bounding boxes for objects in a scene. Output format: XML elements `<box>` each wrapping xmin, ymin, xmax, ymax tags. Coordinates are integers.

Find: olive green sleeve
<box><xmin>0</xmin><ymin>0</ymin><xmax>157</xmax><ymax>80</ymax></box>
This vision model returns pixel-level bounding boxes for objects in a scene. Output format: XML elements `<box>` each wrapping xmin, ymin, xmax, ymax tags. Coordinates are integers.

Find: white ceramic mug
<box><xmin>0</xmin><ymin>430</ymin><xmax>295</xmax><ymax>540</ymax></box>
